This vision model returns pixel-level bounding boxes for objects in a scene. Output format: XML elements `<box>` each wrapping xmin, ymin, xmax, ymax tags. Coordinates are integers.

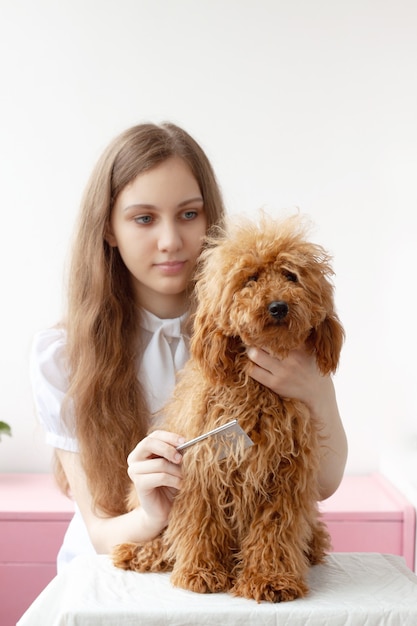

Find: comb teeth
<box><xmin>215</xmin><ymin>421</ymin><xmax>254</xmax><ymax>460</ymax></box>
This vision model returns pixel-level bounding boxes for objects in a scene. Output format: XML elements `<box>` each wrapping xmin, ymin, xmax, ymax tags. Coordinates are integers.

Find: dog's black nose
<box><xmin>268</xmin><ymin>301</ymin><xmax>289</xmax><ymax>320</ymax></box>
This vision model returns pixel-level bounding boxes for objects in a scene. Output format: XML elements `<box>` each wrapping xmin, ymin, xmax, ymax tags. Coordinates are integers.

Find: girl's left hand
<box><xmin>246</xmin><ymin>345</ymin><xmax>324</xmax><ymax>413</ymax></box>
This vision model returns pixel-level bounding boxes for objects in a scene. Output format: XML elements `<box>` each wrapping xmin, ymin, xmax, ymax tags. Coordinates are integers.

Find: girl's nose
<box><xmin>157</xmin><ymin>221</ymin><xmax>182</xmax><ymax>252</ymax></box>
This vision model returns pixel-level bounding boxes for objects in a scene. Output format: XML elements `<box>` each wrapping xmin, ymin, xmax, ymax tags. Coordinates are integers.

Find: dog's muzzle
<box><xmin>268</xmin><ymin>300</ymin><xmax>289</xmax><ymax>320</ymax></box>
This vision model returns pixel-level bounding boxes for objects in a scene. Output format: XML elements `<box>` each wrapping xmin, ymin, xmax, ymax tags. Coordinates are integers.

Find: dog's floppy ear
<box><xmin>307</xmin><ymin>313</ymin><xmax>345</xmax><ymax>375</ymax></box>
<box><xmin>190</xmin><ymin>314</ymin><xmax>240</xmax><ymax>384</ymax></box>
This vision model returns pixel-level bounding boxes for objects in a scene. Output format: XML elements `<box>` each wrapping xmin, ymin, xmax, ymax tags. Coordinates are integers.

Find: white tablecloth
<box><xmin>18</xmin><ymin>553</ymin><xmax>417</xmax><ymax>626</ymax></box>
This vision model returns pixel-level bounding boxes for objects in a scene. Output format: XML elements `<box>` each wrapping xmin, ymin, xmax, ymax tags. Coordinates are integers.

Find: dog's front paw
<box><xmin>112</xmin><ymin>542</ymin><xmax>141</xmax><ymax>571</ymax></box>
<box><xmin>112</xmin><ymin>537</ymin><xmax>173</xmax><ymax>573</ymax></box>
<box><xmin>232</xmin><ymin>572</ymin><xmax>309</xmax><ymax>603</ymax></box>
<box><xmin>171</xmin><ymin>565</ymin><xmax>234</xmax><ymax>594</ymax></box>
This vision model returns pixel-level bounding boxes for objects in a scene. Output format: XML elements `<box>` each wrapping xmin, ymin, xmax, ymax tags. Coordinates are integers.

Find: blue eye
<box><xmin>135</xmin><ymin>215</ymin><xmax>153</xmax><ymax>225</ymax></box>
<box><xmin>183</xmin><ymin>210</ymin><xmax>198</xmax><ymax>220</ymax></box>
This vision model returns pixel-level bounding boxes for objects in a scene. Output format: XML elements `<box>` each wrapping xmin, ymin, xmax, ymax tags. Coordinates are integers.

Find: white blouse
<box><xmin>29</xmin><ymin>309</ymin><xmax>190</xmax><ymax>570</ymax></box>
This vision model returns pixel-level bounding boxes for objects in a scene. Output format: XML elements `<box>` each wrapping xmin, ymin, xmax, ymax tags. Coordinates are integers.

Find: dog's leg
<box><xmin>166</xmin><ymin>486</ymin><xmax>236</xmax><ymax>594</ymax></box>
<box><xmin>231</xmin><ymin>506</ymin><xmax>311</xmax><ymax>603</ymax></box>
<box><xmin>112</xmin><ymin>534</ymin><xmax>174</xmax><ymax>573</ymax></box>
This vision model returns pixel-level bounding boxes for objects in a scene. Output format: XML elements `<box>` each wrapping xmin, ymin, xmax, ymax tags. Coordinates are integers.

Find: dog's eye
<box><xmin>246</xmin><ymin>274</ymin><xmax>259</xmax><ymax>284</ymax></box>
<box><xmin>283</xmin><ymin>270</ymin><xmax>298</xmax><ymax>283</ymax></box>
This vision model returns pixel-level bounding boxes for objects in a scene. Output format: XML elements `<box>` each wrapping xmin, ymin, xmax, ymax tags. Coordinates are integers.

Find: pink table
<box><xmin>0</xmin><ymin>473</ymin><xmax>74</xmax><ymax>626</ymax></box>
<box><xmin>320</xmin><ymin>472</ymin><xmax>415</xmax><ymax>570</ymax></box>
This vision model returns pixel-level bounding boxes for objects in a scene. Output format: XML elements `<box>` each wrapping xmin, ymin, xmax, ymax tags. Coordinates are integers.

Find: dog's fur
<box><xmin>112</xmin><ymin>214</ymin><xmax>344</xmax><ymax>603</ymax></box>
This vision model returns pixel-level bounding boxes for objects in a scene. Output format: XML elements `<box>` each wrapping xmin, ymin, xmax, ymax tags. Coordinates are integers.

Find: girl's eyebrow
<box><xmin>123</xmin><ymin>197</ymin><xmax>204</xmax><ymax>213</ymax></box>
<box><xmin>178</xmin><ymin>196</ymin><xmax>204</xmax><ymax>207</ymax></box>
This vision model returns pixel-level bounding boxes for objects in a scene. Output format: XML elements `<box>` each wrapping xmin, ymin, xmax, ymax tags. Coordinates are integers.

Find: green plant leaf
<box><xmin>0</xmin><ymin>421</ymin><xmax>12</xmax><ymax>441</ymax></box>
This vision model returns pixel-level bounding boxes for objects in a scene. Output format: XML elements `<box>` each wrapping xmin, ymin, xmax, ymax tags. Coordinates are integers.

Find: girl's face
<box><xmin>107</xmin><ymin>156</ymin><xmax>207</xmax><ymax>318</ymax></box>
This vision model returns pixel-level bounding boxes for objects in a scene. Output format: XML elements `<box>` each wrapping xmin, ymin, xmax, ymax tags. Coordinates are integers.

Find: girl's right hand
<box><xmin>127</xmin><ymin>430</ymin><xmax>185</xmax><ymax>532</ymax></box>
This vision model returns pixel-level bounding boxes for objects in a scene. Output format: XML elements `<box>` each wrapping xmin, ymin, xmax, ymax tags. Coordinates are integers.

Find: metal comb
<box><xmin>176</xmin><ymin>419</ymin><xmax>254</xmax><ymax>460</ymax></box>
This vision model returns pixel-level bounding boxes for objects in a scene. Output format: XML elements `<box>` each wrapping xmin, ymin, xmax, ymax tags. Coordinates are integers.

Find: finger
<box><xmin>248</xmin><ymin>362</ymin><xmax>277</xmax><ymax>389</ymax></box>
<box><xmin>136</xmin><ymin>473</ymin><xmax>183</xmax><ymax>494</ymax></box>
<box><xmin>247</xmin><ymin>346</ymin><xmax>279</xmax><ymax>375</ymax></box>
<box><xmin>128</xmin><ymin>431</ymin><xmax>185</xmax><ymax>465</ymax></box>
<box><xmin>148</xmin><ymin>429</ymin><xmax>185</xmax><ymax>446</ymax></box>
<box><xmin>128</xmin><ymin>456</ymin><xmax>183</xmax><ymax>481</ymax></box>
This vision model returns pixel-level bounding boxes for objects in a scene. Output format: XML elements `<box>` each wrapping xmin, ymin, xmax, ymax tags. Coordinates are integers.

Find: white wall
<box><xmin>1</xmin><ymin>0</ymin><xmax>416</xmax><ymax>521</ymax></box>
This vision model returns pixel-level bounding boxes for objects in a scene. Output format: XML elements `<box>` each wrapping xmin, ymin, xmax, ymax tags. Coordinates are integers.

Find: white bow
<box><xmin>138</xmin><ymin>309</ymin><xmax>189</xmax><ymax>415</ymax></box>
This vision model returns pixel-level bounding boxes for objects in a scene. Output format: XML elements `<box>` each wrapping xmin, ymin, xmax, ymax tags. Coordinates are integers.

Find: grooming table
<box><xmin>17</xmin><ymin>553</ymin><xmax>417</xmax><ymax>625</ymax></box>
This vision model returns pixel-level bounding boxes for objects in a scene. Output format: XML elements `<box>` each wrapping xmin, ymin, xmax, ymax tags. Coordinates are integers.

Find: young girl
<box><xmin>30</xmin><ymin>122</ymin><xmax>348</xmax><ymax>571</ymax></box>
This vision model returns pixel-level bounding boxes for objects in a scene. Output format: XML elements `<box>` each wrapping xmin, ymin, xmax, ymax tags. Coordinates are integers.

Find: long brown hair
<box><xmin>57</xmin><ymin>123</ymin><xmax>225</xmax><ymax>515</ymax></box>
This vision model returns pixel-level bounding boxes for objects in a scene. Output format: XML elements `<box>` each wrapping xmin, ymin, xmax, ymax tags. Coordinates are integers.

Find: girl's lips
<box><xmin>154</xmin><ymin>261</ymin><xmax>186</xmax><ymax>275</ymax></box>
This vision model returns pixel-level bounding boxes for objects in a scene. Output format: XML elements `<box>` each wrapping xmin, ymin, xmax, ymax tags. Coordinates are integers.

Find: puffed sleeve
<box><xmin>29</xmin><ymin>327</ymin><xmax>78</xmax><ymax>452</ymax></box>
